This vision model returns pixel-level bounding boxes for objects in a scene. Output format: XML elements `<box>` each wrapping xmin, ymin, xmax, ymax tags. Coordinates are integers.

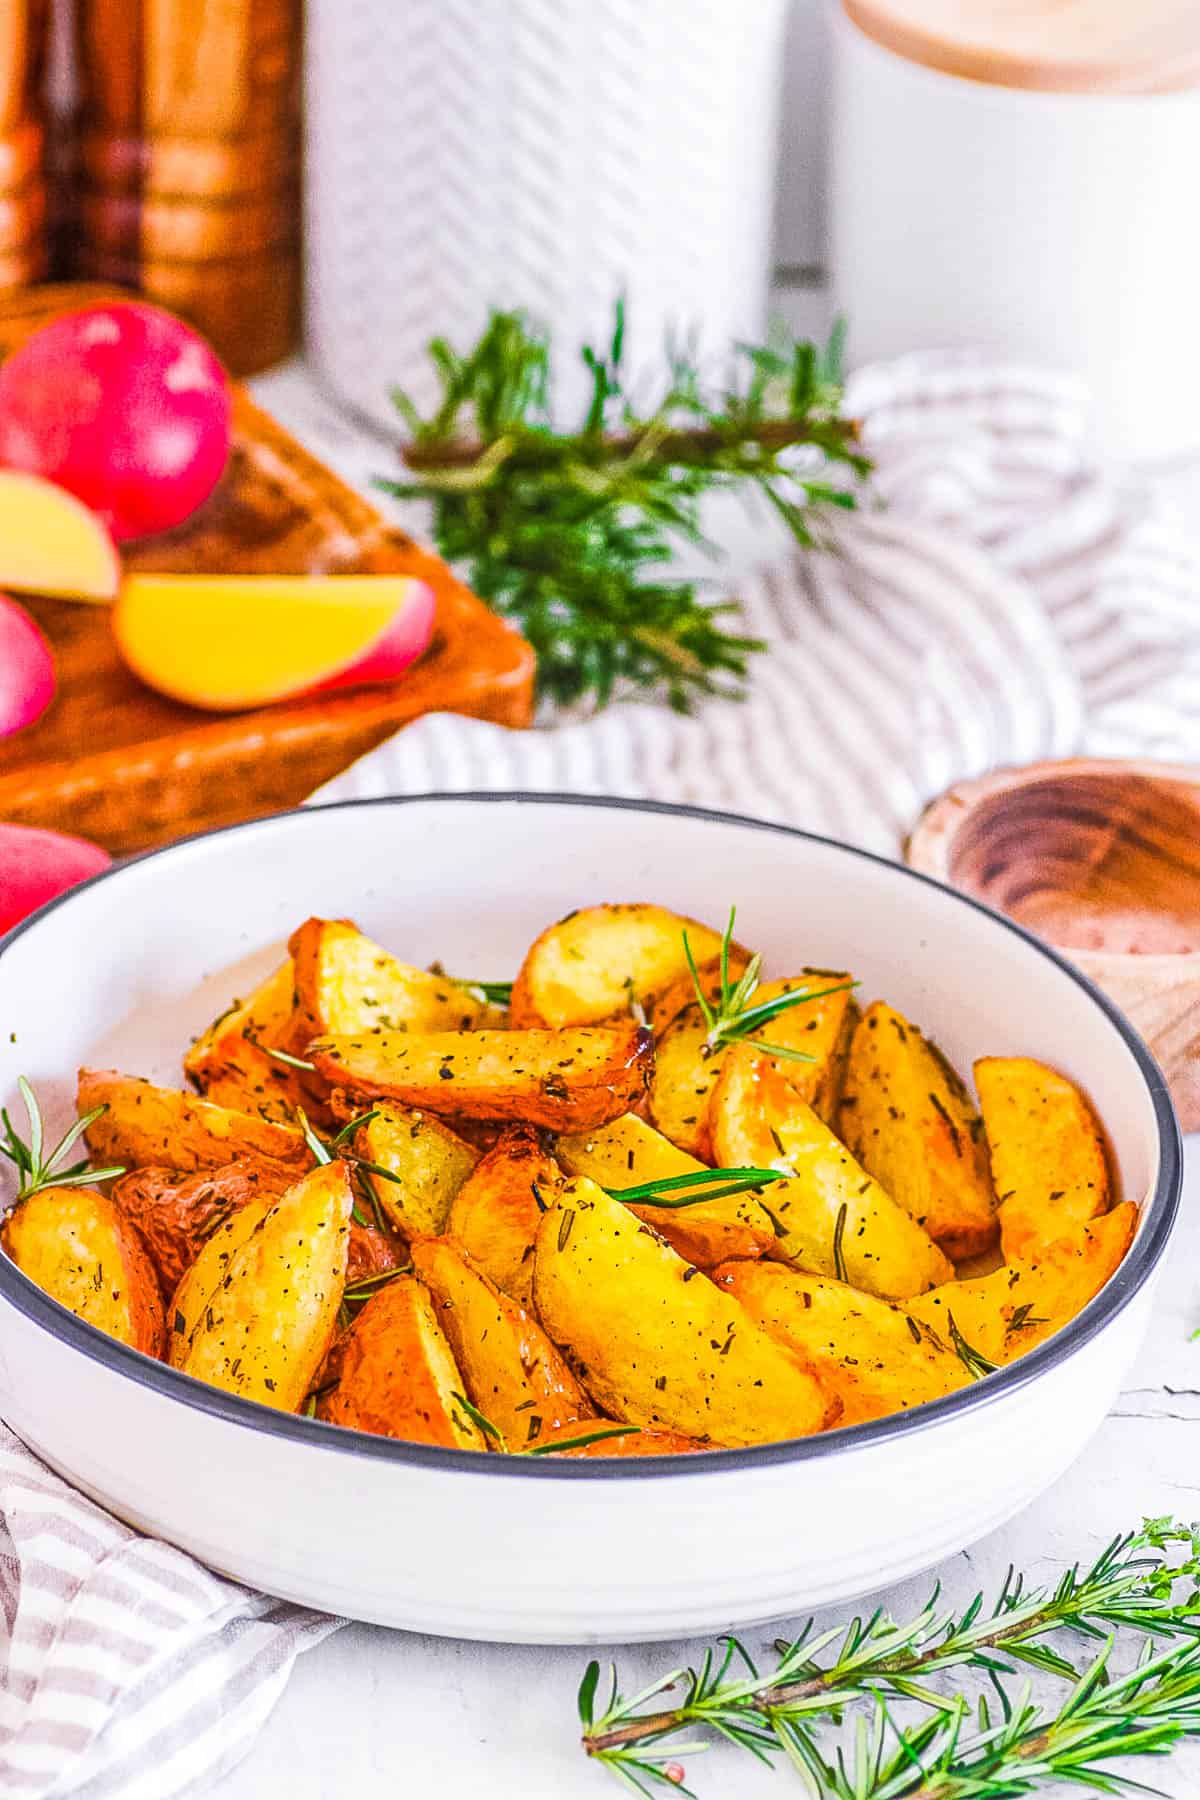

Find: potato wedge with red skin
<box><xmin>411</xmin><ymin>1237</ymin><xmax>587</xmax><ymax>1444</ymax></box>
<box><xmin>838</xmin><ymin>1003</ymin><xmax>997</xmax><ymax>1261</ymax></box>
<box><xmin>974</xmin><ymin>1056</ymin><xmax>1112</xmax><ymax>1261</ymax></box>
<box><xmin>352</xmin><ymin>1100</ymin><xmax>480</xmax><ymax>1241</ymax></box>
<box><xmin>79</xmin><ymin>1069</ymin><xmax>309</xmax><ymax>1174</ymax></box>
<box><xmin>308</xmin><ymin>1025</ymin><xmax>653</xmax><ymax>1132</ymax></box>
<box><xmin>715</xmin><ymin>1259</ymin><xmax>968</xmax><ymax>1426</ymax></box>
<box><xmin>319</xmin><ymin>1273</ymin><xmax>485</xmax><ymax>1449</ymax></box>
<box><xmin>510</xmin><ymin>903</ymin><xmax>742</xmax><ymax>1028</ymax></box>
<box><xmin>447</xmin><ymin>1125</ymin><xmax>563</xmax><ymax>1304</ymax></box>
<box><xmin>290</xmin><ymin>917</ymin><xmax>492</xmax><ymax>1040</ymax></box>
<box><xmin>537</xmin><ymin>1420</ymin><xmax>708</xmax><ymax>1457</ymax></box>
<box><xmin>177</xmin><ymin>1161</ymin><xmax>354</xmax><ymax>1411</ymax></box>
<box><xmin>183</xmin><ymin>960</ymin><xmax>309</xmax><ymax>1125</ymax></box>
<box><xmin>554</xmin><ymin>1112</ymin><xmax>775</xmax><ymax>1269</ymax></box>
<box><xmin>112</xmin><ymin>1156</ymin><xmax>298</xmax><ymax>1294</ymax></box>
<box><xmin>532</xmin><ymin>1176</ymin><xmax>836</xmax><ymax>1446</ymax></box>
<box><xmin>908</xmin><ymin>1202</ymin><xmax>1138</xmax><ymax>1367</ymax></box>
<box><xmin>3</xmin><ymin>1185</ymin><xmax>165</xmax><ymax>1357</ymax></box>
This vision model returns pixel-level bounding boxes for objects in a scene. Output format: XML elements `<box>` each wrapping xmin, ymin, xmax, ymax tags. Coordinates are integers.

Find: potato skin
<box><xmin>354</xmin><ymin>1101</ymin><xmax>480</xmax><ymax>1241</ymax></box>
<box><xmin>4</xmin><ymin>1185</ymin><xmax>165</xmax><ymax>1357</ymax></box>
<box><xmin>319</xmin><ymin>1273</ymin><xmax>486</xmax><ymax>1449</ymax></box>
<box><xmin>308</xmin><ymin>1025</ymin><xmax>653</xmax><ymax>1132</ymax></box>
<box><xmin>532</xmin><ymin>1177</ymin><xmax>836</xmax><ymax>1446</ymax></box>
<box><xmin>79</xmin><ymin>1069</ymin><xmax>309</xmax><ymax>1174</ymax></box>
<box><xmin>447</xmin><ymin>1125</ymin><xmax>562</xmax><ymax>1304</ymax></box>
<box><xmin>290</xmin><ymin>917</ymin><xmax>491</xmax><ymax>1039</ymax></box>
<box><xmin>839</xmin><ymin>1004</ymin><xmax>997</xmax><ymax>1261</ymax></box>
<box><xmin>974</xmin><ymin>1056</ymin><xmax>1111</xmax><ymax>1261</ymax></box>
<box><xmin>537</xmin><ymin>1421</ymin><xmax>708</xmax><ymax>1457</ymax></box>
<box><xmin>411</xmin><ymin>1237</ymin><xmax>587</xmax><ymax>1444</ymax></box>
<box><xmin>554</xmin><ymin>1112</ymin><xmax>775</xmax><ymax>1269</ymax></box>
<box><xmin>112</xmin><ymin>1157</ymin><xmax>298</xmax><ymax>1295</ymax></box>
<box><xmin>510</xmin><ymin>903</ymin><xmax>736</xmax><ymax>1028</ymax></box>
<box><xmin>178</xmin><ymin>1161</ymin><xmax>354</xmax><ymax>1411</ymax></box>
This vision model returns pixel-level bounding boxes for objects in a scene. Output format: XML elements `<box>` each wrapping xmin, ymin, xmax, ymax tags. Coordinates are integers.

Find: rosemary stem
<box><xmin>401</xmin><ymin>416</ymin><xmax>860</xmax><ymax>474</ymax></box>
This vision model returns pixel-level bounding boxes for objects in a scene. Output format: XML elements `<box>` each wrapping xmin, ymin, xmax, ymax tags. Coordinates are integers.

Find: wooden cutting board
<box><xmin>0</xmin><ymin>284</ymin><xmax>535</xmax><ymax>854</ymax></box>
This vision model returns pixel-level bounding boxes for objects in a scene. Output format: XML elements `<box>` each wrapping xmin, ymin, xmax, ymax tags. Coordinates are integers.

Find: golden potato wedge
<box><xmin>752</xmin><ymin>972</ymin><xmax>858</xmax><ymax>1124</ymax></box>
<box><xmin>715</xmin><ymin>1259</ymin><xmax>969</xmax><ymax>1425</ymax></box>
<box><xmin>168</xmin><ymin>1194</ymin><xmax>276</xmax><ymax>1362</ymax></box>
<box><xmin>510</xmin><ymin>903</ymin><xmax>740</xmax><ymax>1028</ymax></box>
<box><xmin>554</xmin><ymin>1112</ymin><xmax>775</xmax><ymax>1268</ymax></box>
<box><xmin>646</xmin><ymin>1003</ymin><xmax>726</xmax><ymax>1159</ymax></box>
<box><xmin>3</xmin><ymin>1185</ymin><xmax>165</xmax><ymax>1357</ymax></box>
<box><xmin>308</xmin><ymin>1025</ymin><xmax>653</xmax><ymax>1132</ymax></box>
<box><xmin>78</xmin><ymin>1069</ymin><xmax>309</xmax><ymax>1174</ymax></box>
<box><xmin>537</xmin><ymin>1420</ymin><xmax>709</xmax><ymax>1457</ymax></box>
<box><xmin>532</xmin><ymin>1176</ymin><xmax>835</xmax><ymax>1446</ymax></box>
<box><xmin>838</xmin><ymin>1003</ymin><xmax>997</xmax><ymax>1261</ymax></box>
<box><xmin>710</xmin><ymin>1049</ymin><xmax>951</xmax><ymax>1298</ymax></box>
<box><xmin>353</xmin><ymin>1101</ymin><xmax>480</xmax><ymax>1241</ymax></box>
<box><xmin>290</xmin><ymin>917</ymin><xmax>490</xmax><ymax>1041</ymax></box>
<box><xmin>645</xmin><ymin>951</ymin><xmax>753</xmax><ymax>1036</ymax></box>
<box><xmin>447</xmin><ymin>1125</ymin><xmax>563</xmax><ymax>1304</ymax></box>
<box><xmin>907</xmin><ymin>1201</ymin><xmax>1138</xmax><ymax>1368</ymax></box>
<box><xmin>112</xmin><ymin>1156</ymin><xmax>297</xmax><ymax>1295</ymax></box>
<box><xmin>411</xmin><ymin>1237</ymin><xmax>587</xmax><ymax>1444</ymax></box>
<box><xmin>177</xmin><ymin>1161</ymin><xmax>354</xmax><ymax>1410</ymax></box>
<box><xmin>975</xmin><ymin>1056</ymin><xmax>1112</xmax><ymax>1261</ymax></box>
<box><xmin>319</xmin><ymin>1272</ymin><xmax>486</xmax><ymax>1449</ymax></box>
<box><xmin>183</xmin><ymin>961</ymin><xmax>308</xmax><ymax>1125</ymax></box>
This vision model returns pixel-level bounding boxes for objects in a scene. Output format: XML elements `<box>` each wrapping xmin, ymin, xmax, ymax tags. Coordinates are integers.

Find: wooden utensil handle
<box><xmin>0</xmin><ymin>0</ymin><xmax>48</xmax><ymax>290</ymax></box>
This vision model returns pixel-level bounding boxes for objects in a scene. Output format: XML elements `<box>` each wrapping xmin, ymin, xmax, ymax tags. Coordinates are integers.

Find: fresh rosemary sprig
<box><xmin>685</xmin><ymin>908</ymin><xmax>857</xmax><ymax>1064</ymax></box>
<box><xmin>946</xmin><ymin>1311</ymin><xmax>999</xmax><ymax>1381</ymax></box>
<box><xmin>382</xmin><ymin>302</ymin><xmax>867</xmax><ymax>712</ymax></box>
<box><xmin>450</xmin><ymin>1391</ymin><xmax>639</xmax><ymax>1457</ymax></box>
<box><xmin>0</xmin><ymin>1078</ymin><xmax>123</xmax><ymax>1202</ymax></box>
<box><xmin>579</xmin><ymin>1519</ymin><xmax>1200</xmax><ymax>1797</ymax></box>
<box><xmin>243</xmin><ymin>1031</ymin><xmax>316</xmax><ymax>1073</ymax></box>
<box><xmin>454</xmin><ymin>979</ymin><xmax>514</xmax><ymax>1007</ymax></box>
<box><xmin>608</xmin><ymin>1168</ymin><xmax>784</xmax><ymax>1209</ymax></box>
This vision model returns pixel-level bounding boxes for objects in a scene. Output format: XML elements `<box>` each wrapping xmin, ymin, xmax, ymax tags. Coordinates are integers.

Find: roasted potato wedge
<box><xmin>447</xmin><ymin>1125</ymin><xmax>563</xmax><ymax>1304</ymax></box>
<box><xmin>319</xmin><ymin>1272</ymin><xmax>486</xmax><ymax>1449</ymax></box>
<box><xmin>290</xmin><ymin>917</ymin><xmax>491</xmax><ymax>1040</ymax></box>
<box><xmin>554</xmin><ymin>1112</ymin><xmax>775</xmax><ymax>1268</ymax></box>
<box><xmin>510</xmin><ymin>903</ymin><xmax>740</xmax><ymax>1028</ymax></box>
<box><xmin>309</xmin><ymin>1025</ymin><xmax>653</xmax><ymax>1132</ymax></box>
<box><xmin>710</xmin><ymin>1050</ymin><xmax>951</xmax><ymax>1298</ymax></box>
<box><xmin>183</xmin><ymin>960</ymin><xmax>308</xmax><ymax>1125</ymax></box>
<box><xmin>646</xmin><ymin>1003</ymin><xmax>726</xmax><ymax>1159</ymax></box>
<box><xmin>411</xmin><ymin>1237</ymin><xmax>587</xmax><ymax>1444</ymax></box>
<box><xmin>176</xmin><ymin>1161</ymin><xmax>353</xmax><ymax>1410</ymax></box>
<box><xmin>753</xmin><ymin>972</ymin><xmax>858</xmax><ymax>1124</ymax></box>
<box><xmin>532</xmin><ymin>1176</ymin><xmax>835</xmax><ymax>1446</ymax></box>
<box><xmin>346</xmin><ymin>1222</ymin><xmax>407</xmax><ymax>1285</ymax></box>
<box><xmin>168</xmin><ymin>1194</ymin><xmax>276</xmax><ymax>1360</ymax></box>
<box><xmin>3</xmin><ymin>1185</ymin><xmax>165</xmax><ymax>1357</ymax></box>
<box><xmin>975</xmin><ymin>1056</ymin><xmax>1111</xmax><ymax>1261</ymax></box>
<box><xmin>79</xmin><ymin>1069</ymin><xmax>309</xmax><ymax>1174</ymax></box>
<box><xmin>352</xmin><ymin>1101</ymin><xmax>480</xmax><ymax>1240</ymax></box>
<box><xmin>112</xmin><ymin>1156</ymin><xmax>297</xmax><ymax>1294</ymax></box>
<box><xmin>715</xmin><ymin>1259</ymin><xmax>969</xmax><ymax>1424</ymax></box>
<box><xmin>908</xmin><ymin>1202</ymin><xmax>1138</xmax><ymax>1367</ymax></box>
<box><xmin>839</xmin><ymin>1003</ymin><xmax>997</xmax><ymax>1261</ymax></box>
<box><xmin>537</xmin><ymin>1420</ymin><xmax>709</xmax><ymax>1457</ymax></box>
<box><xmin>646</xmin><ymin>951</ymin><xmax>753</xmax><ymax>1036</ymax></box>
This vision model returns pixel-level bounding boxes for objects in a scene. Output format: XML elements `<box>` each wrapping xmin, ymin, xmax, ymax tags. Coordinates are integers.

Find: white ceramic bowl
<box><xmin>0</xmin><ymin>797</ymin><xmax>1180</xmax><ymax>1644</ymax></box>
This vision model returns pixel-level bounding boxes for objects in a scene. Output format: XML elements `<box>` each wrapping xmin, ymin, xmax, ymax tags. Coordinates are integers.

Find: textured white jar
<box><xmin>830</xmin><ymin>4</ymin><xmax>1200</xmax><ymax>457</ymax></box>
<box><xmin>305</xmin><ymin>0</ymin><xmax>787</xmax><ymax>433</ymax></box>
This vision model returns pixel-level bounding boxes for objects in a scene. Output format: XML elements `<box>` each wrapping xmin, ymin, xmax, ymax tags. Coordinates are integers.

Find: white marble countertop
<box><xmin>212</xmin><ymin>314</ymin><xmax>1200</xmax><ymax>1800</ymax></box>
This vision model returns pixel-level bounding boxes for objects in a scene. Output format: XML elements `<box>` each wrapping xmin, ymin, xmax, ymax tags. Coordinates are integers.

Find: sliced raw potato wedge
<box><xmin>184</xmin><ymin>960</ymin><xmax>308</xmax><ymax>1125</ymax></box>
<box><xmin>289</xmin><ymin>917</ymin><xmax>493</xmax><ymax>1041</ymax></box>
<box><xmin>710</xmin><ymin>1048</ymin><xmax>951</xmax><ymax>1298</ymax></box>
<box><xmin>838</xmin><ymin>1002</ymin><xmax>998</xmax><ymax>1261</ymax></box>
<box><xmin>974</xmin><ymin>1056</ymin><xmax>1111</xmax><ymax>1261</ymax></box>
<box><xmin>907</xmin><ymin>1202</ymin><xmax>1138</xmax><ymax>1368</ymax></box>
<box><xmin>176</xmin><ymin>1161</ymin><xmax>353</xmax><ymax>1410</ymax></box>
<box><xmin>554</xmin><ymin>1111</ymin><xmax>775</xmax><ymax>1268</ymax></box>
<box><xmin>353</xmin><ymin>1101</ymin><xmax>480</xmax><ymax>1241</ymax></box>
<box><xmin>78</xmin><ymin>1068</ymin><xmax>309</xmax><ymax>1173</ymax></box>
<box><xmin>510</xmin><ymin>903</ymin><xmax>740</xmax><ymax>1028</ymax></box>
<box><xmin>411</xmin><ymin>1237</ymin><xmax>587</xmax><ymax>1444</ymax></box>
<box><xmin>532</xmin><ymin>1176</ymin><xmax>835</xmax><ymax>1446</ymax></box>
<box><xmin>319</xmin><ymin>1273</ymin><xmax>486</xmax><ymax>1449</ymax></box>
<box><xmin>0</xmin><ymin>470</ymin><xmax>120</xmax><ymax>602</ymax></box>
<box><xmin>3</xmin><ymin>1185</ymin><xmax>164</xmax><ymax>1356</ymax></box>
<box><xmin>715</xmin><ymin>1259</ymin><xmax>970</xmax><ymax>1424</ymax></box>
<box><xmin>308</xmin><ymin>1025</ymin><xmax>653</xmax><ymax>1132</ymax></box>
<box><xmin>447</xmin><ymin>1124</ymin><xmax>563</xmax><ymax>1304</ymax></box>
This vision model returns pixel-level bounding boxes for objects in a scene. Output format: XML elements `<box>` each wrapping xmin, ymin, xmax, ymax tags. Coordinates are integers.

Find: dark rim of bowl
<box><xmin>0</xmin><ymin>793</ymin><xmax>1182</xmax><ymax>1480</ymax></box>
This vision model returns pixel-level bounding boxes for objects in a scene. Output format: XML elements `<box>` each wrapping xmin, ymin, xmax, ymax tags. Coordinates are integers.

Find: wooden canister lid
<box><xmin>842</xmin><ymin>0</ymin><xmax>1200</xmax><ymax>94</ymax></box>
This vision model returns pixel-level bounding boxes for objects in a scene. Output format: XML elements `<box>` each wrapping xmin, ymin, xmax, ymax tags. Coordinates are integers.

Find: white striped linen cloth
<box><xmin>2</xmin><ymin>354</ymin><xmax>1197</xmax><ymax>1799</ymax></box>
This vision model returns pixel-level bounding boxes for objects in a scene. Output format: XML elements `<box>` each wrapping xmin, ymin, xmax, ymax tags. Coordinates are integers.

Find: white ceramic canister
<box><xmin>829</xmin><ymin>0</ymin><xmax>1200</xmax><ymax>457</ymax></box>
<box><xmin>305</xmin><ymin>0</ymin><xmax>787</xmax><ymax>434</ymax></box>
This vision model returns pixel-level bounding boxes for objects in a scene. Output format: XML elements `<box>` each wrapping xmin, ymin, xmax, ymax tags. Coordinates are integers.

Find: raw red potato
<box><xmin>0</xmin><ymin>595</ymin><xmax>55</xmax><ymax>738</ymax></box>
<box><xmin>0</xmin><ymin>824</ymin><xmax>110</xmax><ymax>934</ymax></box>
<box><xmin>0</xmin><ymin>301</ymin><xmax>231</xmax><ymax>541</ymax></box>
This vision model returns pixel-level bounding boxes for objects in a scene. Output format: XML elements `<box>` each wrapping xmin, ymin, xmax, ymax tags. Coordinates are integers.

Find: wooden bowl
<box><xmin>907</xmin><ymin>758</ymin><xmax>1200</xmax><ymax>1130</ymax></box>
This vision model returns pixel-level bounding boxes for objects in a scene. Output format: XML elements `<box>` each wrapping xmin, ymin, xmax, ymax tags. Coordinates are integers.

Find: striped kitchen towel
<box><xmin>313</xmin><ymin>353</ymin><xmax>1200</xmax><ymax>842</ymax></box>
